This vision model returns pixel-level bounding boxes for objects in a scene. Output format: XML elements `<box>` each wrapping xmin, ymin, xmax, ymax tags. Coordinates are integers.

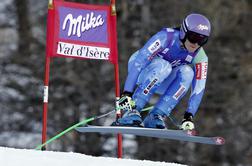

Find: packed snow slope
<box><xmin>0</xmin><ymin>147</ymin><xmax>186</xmax><ymax>166</ymax></box>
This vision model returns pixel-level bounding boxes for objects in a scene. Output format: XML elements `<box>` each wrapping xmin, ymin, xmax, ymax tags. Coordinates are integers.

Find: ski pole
<box><xmin>141</xmin><ymin>106</ymin><xmax>154</xmax><ymax>112</ymax></box>
<box><xmin>35</xmin><ymin>106</ymin><xmax>154</xmax><ymax>150</ymax></box>
<box><xmin>35</xmin><ymin>109</ymin><xmax>116</xmax><ymax>150</ymax></box>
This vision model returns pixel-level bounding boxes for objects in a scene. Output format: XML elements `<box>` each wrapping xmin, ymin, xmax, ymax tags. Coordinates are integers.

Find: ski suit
<box><xmin>124</xmin><ymin>28</ymin><xmax>208</xmax><ymax>117</ymax></box>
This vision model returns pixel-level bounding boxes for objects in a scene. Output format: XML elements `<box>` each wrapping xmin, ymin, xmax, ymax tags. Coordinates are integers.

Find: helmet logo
<box><xmin>197</xmin><ymin>24</ymin><xmax>209</xmax><ymax>31</ymax></box>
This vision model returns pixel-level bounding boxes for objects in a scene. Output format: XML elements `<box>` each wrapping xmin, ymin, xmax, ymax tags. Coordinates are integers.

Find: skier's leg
<box><xmin>144</xmin><ymin>65</ymin><xmax>194</xmax><ymax>128</ymax></box>
<box><xmin>118</xmin><ymin>57</ymin><xmax>172</xmax><ymax>126</ymax></box>
<box><xmin>132</xmin><ymin>57</ymin><xmax>172</xmax><ymax>110</ymax></box>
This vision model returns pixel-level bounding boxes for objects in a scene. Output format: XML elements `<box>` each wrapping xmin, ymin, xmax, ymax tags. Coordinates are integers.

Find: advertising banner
<box><xmin>48</xmin><ymin>1</ymin><xmax>116</xmax><ymax>63</ymax></box>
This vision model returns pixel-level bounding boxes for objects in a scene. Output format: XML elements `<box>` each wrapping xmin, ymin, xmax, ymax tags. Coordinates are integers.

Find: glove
<box><xmin>180</xmin><ymin>112</ymin><xmax>195</xmax><ymax>130</ymax></box>
<box><xmin>118</xmin><ymin>91</ymin><xmax>135</xmax><ymax>112</ymax></box>
<box><xmin>180</xmin><ymin>120</ymin><xmax>195</xmax><ymax>130</ymax></box>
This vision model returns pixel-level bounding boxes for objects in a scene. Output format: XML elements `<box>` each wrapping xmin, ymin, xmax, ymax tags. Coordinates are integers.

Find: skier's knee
<box><xmin>152</xmin><ymin>60</ymin><xmax>172</xmax><ymax>82</ymax></box>
<box><xmin>178</xmin><ymin>65</ymin><xmax>194</xmax><ymax>82</ymax></box>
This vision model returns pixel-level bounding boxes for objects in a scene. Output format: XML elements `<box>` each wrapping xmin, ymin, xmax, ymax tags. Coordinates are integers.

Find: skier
<box><xmin>116</xmin><ymin>13</ymin><xmax>211</xmax><ymax>130</ymax></box>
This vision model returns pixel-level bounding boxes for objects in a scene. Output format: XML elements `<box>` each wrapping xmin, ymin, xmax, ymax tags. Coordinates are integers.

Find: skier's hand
<box><xmin>119</xmin><ymin>91</ymin><xmax>135</xmax><ymax>112</ymax></box>
<box><xmin>180</xmin><ymin>112</ymin><xmax>195</xmax><ymax>130</ymax></box>
<box><xmin>180</xmin><ymin>121</ymin><xmax>195</xmax><ymax>130</ymax></box>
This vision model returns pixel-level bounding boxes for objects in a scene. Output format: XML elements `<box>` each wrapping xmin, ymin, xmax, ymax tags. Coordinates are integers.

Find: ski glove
<box><xmin>119</xmin><ymin>91</ymin><xmax>135</xmax><ymax>113</ymax></box>
<box><xmin>180</xmin><ymin>112</ymin><xmax>195</xmax><ymax>130</ymax></box>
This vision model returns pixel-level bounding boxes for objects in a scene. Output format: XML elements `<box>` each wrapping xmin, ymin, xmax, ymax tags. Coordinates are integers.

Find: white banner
<box><xmin>57</xmin><ymin>41</ymin><xmax>110</xmax><ymax>60</ymax></box>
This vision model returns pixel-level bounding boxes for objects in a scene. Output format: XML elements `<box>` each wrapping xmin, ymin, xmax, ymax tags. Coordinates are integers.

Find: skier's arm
<box><xmin>187</xmin><ymin>48</ymin><xmax>208</xmax><ymax>116</ymax></box>
<box><xmin>123</xmin><ymin>30</ymin><xmax>169</xmax><ymax>93</ymax></box>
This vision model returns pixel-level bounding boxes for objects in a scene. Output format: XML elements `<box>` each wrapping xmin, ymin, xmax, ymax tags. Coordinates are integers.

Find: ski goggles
<box><xmin>186</xmin><ymin>31</ymin><xmax>208</xmax><ymax>46</ymax></box>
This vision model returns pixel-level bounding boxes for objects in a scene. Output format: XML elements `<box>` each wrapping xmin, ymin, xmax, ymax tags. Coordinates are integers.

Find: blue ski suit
<box><xmin>124</xmin><ymin>28</ymin><xmax>208</xmax><ymax>117</ymax></box>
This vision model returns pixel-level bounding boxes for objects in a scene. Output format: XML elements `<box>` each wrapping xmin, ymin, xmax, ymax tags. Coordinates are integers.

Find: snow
<box><xmin>0</xmin><ymin>147</ymin><xmax>186</xmax><ymax>166</ymax></box>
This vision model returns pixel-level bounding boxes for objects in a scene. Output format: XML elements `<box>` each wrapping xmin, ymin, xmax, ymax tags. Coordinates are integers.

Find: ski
<box><xmin>75</xmin><ymin>126</ymin><xmax>225</xmax><ymax>145</ymax></box>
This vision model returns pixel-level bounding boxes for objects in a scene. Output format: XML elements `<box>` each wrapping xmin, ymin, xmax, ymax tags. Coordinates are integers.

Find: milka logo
<box><xmin>197</xmin><ymin>24</ymin><xmax>209</xmax><ymax>31</ymax></box>
<box><xmin>62</xmin><ymin>12</ymin><xmax>105</xmax><ymax>37</ymax></box>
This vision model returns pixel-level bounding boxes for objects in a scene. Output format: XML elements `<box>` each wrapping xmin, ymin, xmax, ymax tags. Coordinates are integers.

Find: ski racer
<box><xmin>117</xmin><ymin>13</ymin><xmax>211</xmax><ymax>130</ymax></box>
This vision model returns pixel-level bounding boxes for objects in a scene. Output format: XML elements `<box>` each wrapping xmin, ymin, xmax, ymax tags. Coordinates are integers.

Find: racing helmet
<box><xmin>180</xmin><ymin>13</ymin><xmax>211</xmax><ymax>46</ymax></box>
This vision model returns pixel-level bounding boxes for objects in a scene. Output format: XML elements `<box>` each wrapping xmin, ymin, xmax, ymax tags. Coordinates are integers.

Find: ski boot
<box><xmin>115</xmin><ymin>109</ymin><xmax>143</xmax><ymax>127</ymax></box>
<box><xmin>180</xmin><ymin>112</ymin><xmax>195</xmax><ymax>130</ymax></box>
<box><xmin>143</xmin><ymin>113</ymin><xmax>166</xmax><ymax>129</ymax></box>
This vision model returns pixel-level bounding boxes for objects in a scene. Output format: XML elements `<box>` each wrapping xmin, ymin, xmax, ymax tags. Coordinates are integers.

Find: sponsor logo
<box><xmin>196</xmin><ymin>62</ymin><xmax>208</xmax><ymax>79</ymax></box>
<box><xmin>57</xmin><ymin>41</ymin><xmax>110</xmax><ymax>60</ymax></box>
<box><xmin>197</xmin><ymin>24</ymin><xmax>209</xmax><ymax>31</ymax></box>
<box><xmin>166</xmin><ymin>28</ymin><xmax>174</xmax><ymax>32</ymax></box>
<box><xmin>202</xmin><ymin>62</ymin><xmax>208</xmax><ymax>79</ymax></box>
<box><xmin>143</xmin><ymin>78</ymin><xmax>158</xmax><ymax>95</ymax></box>
<box><xmin>173</xmin><ymin>85</ymin><xmax>186</xmax><ymax>100</ymax></box>
<box><xmin>196</xmin><ymin>63</ymin><xmax>202</xmax><ymax>79</ymax></box>
<box><xmin>59</xmin><ymin>7</ymin><xmax>108</xmax><ymax>43</ymax></box>
<box><xmin>185</xmin><ymin>55</ymin><xmax>193</xmax><ymax>62</ymax></box>
<box><xmin>62</xmin><ymin>12</ymin><xmax>105</xmax><ymax>38</ymax></box>
<box><xmin>148</xmin><ymin>39</ymin><xmax>161</xmax><ymax>54</ymax></box>
<box><xmin>162</xmin><ymin>48</ymin><xmax>169</xmax><ymax>54</ymax></box>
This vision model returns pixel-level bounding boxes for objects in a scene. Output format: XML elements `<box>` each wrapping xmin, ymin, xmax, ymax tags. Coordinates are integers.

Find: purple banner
<box><xmin>58</xmin><ymin>7</ymin><xmax>108</xmax><ymax>44</ymax></box>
